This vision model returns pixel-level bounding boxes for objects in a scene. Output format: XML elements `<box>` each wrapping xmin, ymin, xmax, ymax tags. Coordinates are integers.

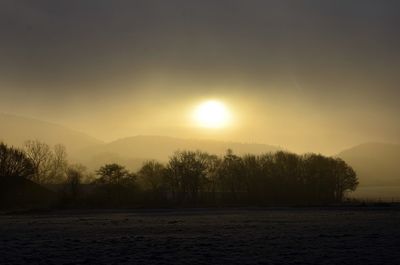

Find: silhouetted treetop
<box><xmin>0</xmin><ymin>142</ymin><xmax>34</xmax><ymax>179</ymax></box>
<box><xmin>95</xmin><ymin>163</ymin><xmax>136</xmax><ymax>186</ymax></box>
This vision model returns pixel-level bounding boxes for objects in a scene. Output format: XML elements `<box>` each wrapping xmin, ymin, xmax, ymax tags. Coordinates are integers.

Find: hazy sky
<box><xmin>1</xmin><ymin>0</ymin><xmax>399</xmax><ymax>154</ymax></box>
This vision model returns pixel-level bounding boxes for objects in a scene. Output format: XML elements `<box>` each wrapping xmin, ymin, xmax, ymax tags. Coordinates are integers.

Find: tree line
<box><xmin>0</xmin><ymin>140</ymin><xmax>358</xmax><ymax>208</ymax></box>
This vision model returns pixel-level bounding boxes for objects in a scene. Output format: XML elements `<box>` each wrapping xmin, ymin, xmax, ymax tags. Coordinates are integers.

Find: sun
<box><xmin>193</xmin><ymin>100</ymin><xmax>232</xmax><ymax>128</ymax></box>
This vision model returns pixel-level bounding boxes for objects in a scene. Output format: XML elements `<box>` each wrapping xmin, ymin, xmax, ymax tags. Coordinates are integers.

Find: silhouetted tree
<box><xmin>50</xmin><ymin>144</ymin><xmax>68</xmax><ymax>183</ymax></box>
<box><xmin>0</xmin><ymin>142</ymin><xmax>34</xmax><ymax>179</ymax></box>
<box><xmin>60</xmin><ymin>167</ymin><xmax>83</xmax><ymax>205</ymax></box>
<box><xmin>96</xmin><ymin>163</ymin><xmax>134</xmax><ymax>185</ymax></box>
<box><xmin>241</xmin><ymin>154</ymin><xmax>262</xmax><ymax>203</ymax></box>
<box><xmin>272</xmin><ymin>151</ymin><xmax>302</xmax><ymax>203</ymax></box>
<box><xmin>24</xmin><ymin>140</ymin><xmax>53</xmax><ymax>184</ymax></box>
<box><xmin>332</xmin><ymin>158</ymin><xmax>358</xmax><ymax>202</ymax></box>
<box><xmin>165</xmin><ymin>150</ymin><xmax>210</xmax><ymax>204</ymax></box>
<box><xmin>257</xmin><ymin>153</ymin><xmax>275</xmax><ymax>203</ymax></box>
<box><xmin>93</xmin><ymin>163</ymin><xmax>137</xmax><ymax>206</ymax></box>
<box><xmin>299</xmin><ymin>154</ymin><xmax>359</xmax><ymax>203</ymax></box>
<box><xmin>138</xmin><ymin>160</ymin><xmax>166</xmax><ymax>191</ymax></box>
<box><xmin>137</xmin><ymin>160</ymin><xmax>168</xmax><ymax>204</ymax></box>
<box><xmin>68</xmin><ymin>163</ymin><xmax>94</xmax><ymax>184</ymax></box>
<box><xmin>202</xmin><ymin>154</ymin><xmax>221</xmax><ymax>203</ymax></box>
<box><xmin>1</xmin><ymin>139</ymin><xmax>359</xmax><ymax>208</ymax></box>
<box><xmin>23</xmin><ymin>140</ymin><xmax>70</xmax><ymax>184</ymax></box>
<box><xmin>217</xmin><ymin>149</ymin><xmax>245</xmax><ymax>202</ymax></box>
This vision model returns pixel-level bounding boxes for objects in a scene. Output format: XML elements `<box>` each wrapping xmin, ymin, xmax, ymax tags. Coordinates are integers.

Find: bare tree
<box><xmin>24</xmin><ymin>140</ymin><xmax>69</xmax><ymax>184</ymax></box>
<box><xmin>24</xmin><ymin>140</ymin><xmax>53</xmax><ymax>184</ymax></box>
<box><xmin>138</xmin><ymin>160</ymin><xmax>166</xmax><ymax>193</ymax></box>
<box><xmin>165</xmin><ymin>150</ymin><xmax>210</xmax><ymax>203</ymax></box>
<box><xmin>68</xmin><ymin>163</ymin><xmax>94</xmax><ymax>184</ymax></box>
<box><xmin>217</xmin><ymin>149</ymin><xmax>245</xmax><ymax>201</ymax></box>
<box><xmin>0</xmin><ymin>142</ymin><xmax>34</xmax><ymax>179</ymax></box>
<box><xmin>63</xmin><ymin>167</ymin><xmax>83</xmax><ymax>202</ymax></box>
<box><xmin>94</xmin><ymin>163</ymin><xmax>137</xmax><ymax>206</ymax></box>
<box><xmin>50</xmin><ymin>144</ymin><xmax>68</xmax><ymax>183</ymax></box>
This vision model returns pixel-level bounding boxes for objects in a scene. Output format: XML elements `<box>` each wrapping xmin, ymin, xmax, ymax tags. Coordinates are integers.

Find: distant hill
<box><xmin>81</xmin><ymin>135</ymin><xmax>281</xmax><ymax>170</ymax></box>
<box><xmin>0</xmin><ymin>114</ymin><xmax>281</xmax><ymax>171</ymax></box>
<box><xmin>338</xmin><ymin>142</ymin><xmax>400</xmax><ymax>200</ymax></box>
<box><xmin>338</xmin><ymin>143</ymin><xmax>400</xmax><ymax>186</ymax></box>
<box><xmin>0</xmin><ymin>113</ymin><xmax>103</xmax><ymax>152</ymax></box>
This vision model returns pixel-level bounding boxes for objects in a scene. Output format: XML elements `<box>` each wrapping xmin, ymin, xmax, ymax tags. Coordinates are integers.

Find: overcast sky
<box><xmin>1</xmin><ymin>0</ymin><xmax>399</xmax><ymax>154</ymax></box>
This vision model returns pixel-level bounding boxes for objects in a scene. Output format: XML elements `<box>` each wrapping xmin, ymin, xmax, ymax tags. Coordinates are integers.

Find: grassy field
<box><xmin>350</xmin><ymin>186</ymin><xmax>400</xmax><ymax>202</ymax></box>
<box><xmin>1</xmin><ymin>207</ymin><xmax>400</xmax><ymax>264</ymax></box>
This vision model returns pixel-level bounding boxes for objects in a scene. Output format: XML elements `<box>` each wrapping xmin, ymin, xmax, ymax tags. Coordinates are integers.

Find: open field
<box><xmin>351</xmin><ymin>186</ymin><xmax>400</xmax><ymax>202</ymax></box>
<box><xmin>1</xmin><ymin>208</ymin><xmax>400</xmax><ymax>264</ymax></box>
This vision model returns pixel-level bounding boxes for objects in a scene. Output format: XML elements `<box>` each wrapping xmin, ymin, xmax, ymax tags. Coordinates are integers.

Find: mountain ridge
<box><xmin>80</xmin><ymin>135</ymin><xmax>282</xmax><ymax>170</ymax></box>
<box><xmin>0</xmin><ymin>113</ymin><xmax>103</xmax><ymax>152</ymax></box>
<box><xmin>337</xmin><ymin>142</ymin><xmax>400</xmax><ymax>199</ymax></box>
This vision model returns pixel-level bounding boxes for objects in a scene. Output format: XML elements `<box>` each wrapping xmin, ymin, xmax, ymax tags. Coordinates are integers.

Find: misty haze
<box><xmin>1</xmin><ymin>1</ymin><xmax>399</xmax><ymax>264</ymax></box>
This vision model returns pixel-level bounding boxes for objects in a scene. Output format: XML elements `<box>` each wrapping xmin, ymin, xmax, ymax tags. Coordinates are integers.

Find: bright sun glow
<box><xmin>193</xmin><ymin>100</ymin><xmax>232</xmax><ymax>128</ymax></box>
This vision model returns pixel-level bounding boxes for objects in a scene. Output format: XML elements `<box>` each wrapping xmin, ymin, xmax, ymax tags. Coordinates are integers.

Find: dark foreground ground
<box><xmin>1</xmin><ymin>207</ymin><xmax>400</xmax><ymax>265</ymax></box>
